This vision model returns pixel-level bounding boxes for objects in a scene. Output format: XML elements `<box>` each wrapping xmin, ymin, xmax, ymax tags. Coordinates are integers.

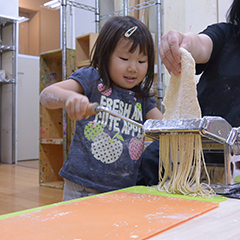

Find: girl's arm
<box><xmin>159</xmin><ymin>30</ymin><xmax>213</xmax><ymax>76</ymax></box>
<box><xmin>40</xmin><ymin>79</ymin><xmax>90</xmax><ymax>121</ymax></box>
<box><xmin>146</xmin><ymin>107</ymin><xmax>163</xmax><ymax>120</ymax></box>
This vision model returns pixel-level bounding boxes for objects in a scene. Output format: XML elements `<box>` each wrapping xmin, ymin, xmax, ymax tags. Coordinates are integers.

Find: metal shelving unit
<box><xmin>0</xmin><ymin>15</ymin><xmax>17</xmax><ymax>164</ymax></box>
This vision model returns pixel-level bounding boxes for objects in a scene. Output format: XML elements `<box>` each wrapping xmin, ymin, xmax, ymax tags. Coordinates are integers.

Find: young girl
<box><xmin>40</xmin><ymin>16</ymin><xmax>163</xmax><ymax>201</ymax></box>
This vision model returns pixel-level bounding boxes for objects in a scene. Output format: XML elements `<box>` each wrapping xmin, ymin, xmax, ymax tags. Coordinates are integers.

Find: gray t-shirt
<box><xmin>59</xmin><ymin>67</ymin><xmax>157</xmax><ymax>192</ymax></box>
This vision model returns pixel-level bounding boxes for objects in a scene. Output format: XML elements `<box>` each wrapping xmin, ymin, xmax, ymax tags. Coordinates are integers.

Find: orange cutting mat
<box><xmin>0</xmin><ymin>191</ymin><xmax>218</xmax><ymax>240</ymax></box>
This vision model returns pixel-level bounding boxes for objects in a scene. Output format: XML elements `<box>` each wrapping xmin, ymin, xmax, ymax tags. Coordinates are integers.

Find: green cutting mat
<box><xmin>119</xmin><ymin>186</ymin><xmax>227</xmax><ymax>203</ymax></box>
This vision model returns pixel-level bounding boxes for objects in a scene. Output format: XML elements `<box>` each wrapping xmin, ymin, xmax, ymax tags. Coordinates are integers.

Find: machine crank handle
<box><xmin>84</xmin><ymin>102</ymin><xmax>143</xmax><ymax>129</ymax></box>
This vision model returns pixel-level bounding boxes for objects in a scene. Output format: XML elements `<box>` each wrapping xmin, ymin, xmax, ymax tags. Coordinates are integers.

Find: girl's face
<box><xmin>108</xmin><ymin>38</ymin><xmax>148</xmax><ymax>90</ymax></box>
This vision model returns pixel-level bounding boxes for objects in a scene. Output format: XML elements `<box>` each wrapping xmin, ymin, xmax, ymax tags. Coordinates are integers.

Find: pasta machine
<box><xmin>143</xmin><ymin>116</ymin><xmax>240</xmax><ymax>195</ymax></box>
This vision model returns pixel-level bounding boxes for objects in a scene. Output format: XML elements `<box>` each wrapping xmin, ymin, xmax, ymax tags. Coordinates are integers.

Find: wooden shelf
<box><xmin>39</xmin><ymin>48</ymin><xmax>76</xmax><ymax>188</ymax></box>
<box><xmin>40</xmin><ymin>181</ymin><xmax>64</xmax><ymax>189</ymax></box>
<box><xmin>40</xmin><ymin>108</ymin><xmax>63</xmax><ymax>139</ymax></box>
<box><xmin>39</xmin><ymin>33</ymin><xmax>98</xmax><ymax>188</ymax></box>
<box><xmin>39</xmin><ymin>144</ymin><xmax>64</xmax><ymax>185</ymax></box>
<box><xmin>76</xmin><ymin>32</ymin><xmax>98</xmax><ymax>65</ymax></box>
<box><xmin>76</xmin><ymin>59</ymin><xmax>90</xmax><ymax>69</ymax></box>
<box><xmin>40</xmin><ymin>138</ymin><xmax>63</xmax><ymax>145</ymax></box>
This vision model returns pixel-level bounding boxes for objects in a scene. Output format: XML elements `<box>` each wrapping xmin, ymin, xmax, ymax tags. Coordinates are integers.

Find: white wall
<box><xmin>74</xmin><ymin>0</ymin><xmax>96</xmax><ymax>37</ymax></box>
<box><xmin>67</xmin><ymin>0</ymin><xmax>96</xmax><ymax>49</ymax></box>
<box><xmin>0</xmin><ymin>0</ymin><xmax>18</xmax><ymax>19</ymax></box>
<box><xmin>218</xmin><ymin>0</ymin><xmax>233</xmax><ymax>22</ymax></box>
<box><xmin>163</xmin><ymin>0</ymin><xmax>232</xmax><ymax>34</ymax></box>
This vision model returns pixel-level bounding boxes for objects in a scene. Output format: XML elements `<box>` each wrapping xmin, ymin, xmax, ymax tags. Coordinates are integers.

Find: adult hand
<box><xmin>159</xmin><ymin>30</ymin><xmax>191</xmax><ymax>76</ymax></box>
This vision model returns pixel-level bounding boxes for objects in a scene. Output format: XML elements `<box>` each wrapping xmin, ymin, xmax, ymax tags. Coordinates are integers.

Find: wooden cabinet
<box><xmin>76</xmin><ymin>32</ymin><xmax>98</xmax><ymax>69</ymax></box>
<box><xmin>39</xmin><ymin>48</ymin><xmax>75</xmax><ymax>188</ymax></box>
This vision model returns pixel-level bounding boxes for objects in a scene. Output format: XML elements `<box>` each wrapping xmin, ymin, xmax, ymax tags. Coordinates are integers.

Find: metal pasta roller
<box><xmin>143</xmin><ymin>116</ymin><xmax>240</xmax><ymax>195</ymax></box>
<box><xmin>143</xmin><ymin>116</ymin><xmax>232</xmax><ymax>143</ymax></box>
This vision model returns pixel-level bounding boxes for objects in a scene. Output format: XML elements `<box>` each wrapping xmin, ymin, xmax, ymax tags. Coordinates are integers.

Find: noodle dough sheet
<box><xmin>0</xmin><ymin>189</ymin><xmax>219</xmax><ymax>240</ymax></box>
<box><xmin>163</xmin><ymin>47</ymin><xmax>201</xmax><ymax>120</ymax></box>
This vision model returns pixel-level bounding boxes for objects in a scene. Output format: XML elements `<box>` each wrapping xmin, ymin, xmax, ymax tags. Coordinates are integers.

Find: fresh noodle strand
<box><xmin>156</xmin><ymin>133</ymin><xmax>215</xmax><ymax>198</ymax></box>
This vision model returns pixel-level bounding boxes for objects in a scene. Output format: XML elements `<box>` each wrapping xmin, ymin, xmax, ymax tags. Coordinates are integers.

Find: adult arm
<box><xmin>146</xmin><ymin>107</ymin><xmax>163</xmax><ymax>120</ymax></box>
<box><xmin>159</xmin><ymin>30</ymin><xmax>213</xmax><ymax>76</ymax></box>
<box><xmin>40</xmin><ymin>79</ymin><xmax>90</xmax><ymax>120</ymax></box>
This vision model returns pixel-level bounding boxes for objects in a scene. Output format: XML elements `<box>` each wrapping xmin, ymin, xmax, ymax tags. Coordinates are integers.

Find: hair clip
<box><xmin>124</xmin><ymin>26</ymin><xmax>138</xmax><ymax>37</ymax></box>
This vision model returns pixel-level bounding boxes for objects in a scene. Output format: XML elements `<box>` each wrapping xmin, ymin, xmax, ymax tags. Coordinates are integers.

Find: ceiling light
<box><xmin>43</xmin><ymin>0</ymin><xmax>59</xmax><ymax>7</ymax></box>
<box><xmin>50</xmin><ymin>2</ymin><xmax>61</xmax><ymax>8</ymax></box>
<box><xmin>18</xmin><ymin>16</ymin><xmax>30</xmax><ymax>23</ymax></box>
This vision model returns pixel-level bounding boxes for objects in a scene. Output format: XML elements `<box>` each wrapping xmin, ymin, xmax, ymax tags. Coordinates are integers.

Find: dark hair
<box><xmin>90</xmin><ymin>16</ymin><xmax>155</xmax><ymax>98</ymax></box>
<box><xmin>226</xmin><ymin>0</ymin><xmax>240</xmax><ymax>39</ymax></box>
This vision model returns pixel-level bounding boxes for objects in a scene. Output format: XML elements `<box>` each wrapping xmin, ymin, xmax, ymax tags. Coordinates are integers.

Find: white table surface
<box><xmin>150</xmin><ymin>198</ymin><xmax>240</xmax><ymax>240</ymax></box>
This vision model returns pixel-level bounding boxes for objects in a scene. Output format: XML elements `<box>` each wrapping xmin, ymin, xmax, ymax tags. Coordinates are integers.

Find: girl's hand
<box><xmin>40</xmin><ymin>79</ymin><xmax>99</xmax><ymax>121</ymax></box>
<box><xmin>65</xmin><ymin>93</ymin><xmax>90</xmax><ymax>121</ymax></box>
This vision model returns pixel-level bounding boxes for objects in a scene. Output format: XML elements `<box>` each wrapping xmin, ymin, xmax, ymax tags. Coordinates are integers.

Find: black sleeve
<box><xmin>137</xmin><ymin>140</ymin><xmax>160</xmax><ymax>186</ymax></box>
<box><xmin>196</xmin><ymin>23</ymin><xmax>234</xmax><ymax>74</ymax></box>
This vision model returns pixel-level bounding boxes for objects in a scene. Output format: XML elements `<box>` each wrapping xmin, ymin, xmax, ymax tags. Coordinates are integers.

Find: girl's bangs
<box><xmin>128</xmin><ymin>36</ymin><xmax>148</xmax><ymax>55</ymax></box>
